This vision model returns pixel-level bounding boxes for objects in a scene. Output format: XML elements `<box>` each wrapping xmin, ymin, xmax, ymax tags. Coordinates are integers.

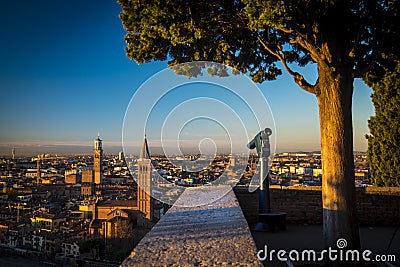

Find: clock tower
<box><xmin>94</xmin><ymin>134</ymin><xmax>103</xmax><ymax>184</ymax></box>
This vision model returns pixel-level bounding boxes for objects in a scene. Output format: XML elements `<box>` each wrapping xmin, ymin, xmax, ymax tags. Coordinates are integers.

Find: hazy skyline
<box><xmin>0</xmin><ymin>0</ymin><xmax>374</xmax><ymax>156</ymax></box>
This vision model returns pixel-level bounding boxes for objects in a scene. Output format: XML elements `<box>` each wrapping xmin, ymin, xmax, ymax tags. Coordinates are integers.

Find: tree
<box><xmin>117</xmin><ymin>0</ymin><xmax>399</xmax><ymax>252</ymax></box>
<box><xmin>116</xmin><ymin>218</ymin><xmax>134</xmax><ymax>240</ymax></box>
<box><xmin>6</xmin><ymin>188</ymin><xmax>17</xmax><ymax>201</ymax></box>
<box><xmin>80</xmin><ymin>238</ymin><xmax>105</xmax><ymax>260</ymax></box>
<box><xmin>364</xmin><ymin>57</ymin><xmax>400</xmax><ymax>186</ymax></box>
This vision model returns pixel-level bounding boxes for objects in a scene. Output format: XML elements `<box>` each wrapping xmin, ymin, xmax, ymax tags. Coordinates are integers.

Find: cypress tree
<box><xmin>365</xmin><ymin>59</ymin><xmax>400</xmax><ymax>186</ymax></box>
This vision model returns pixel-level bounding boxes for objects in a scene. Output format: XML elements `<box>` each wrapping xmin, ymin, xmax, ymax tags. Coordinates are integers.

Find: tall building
<box><xmin>94</xmin><ymin>134</ymin><xmax>103</xmax><ymax>184</ymax></box>
<box><xmin>137</xmin><ymin>135</ymin><xmax>153</xmax><ymax>220</ymax></box>
<box><xmin>65</xmin><ymin>169</ymin><xmax>78</xmax><ymax>184</ymax></box>
<box><xmin>118</xmin><ymin>151</ymin><xmax>124</xmax><ymax>161</ymax></box>
<box><xmin>36</xmin><ymin>157</ymin><xmax>41</xmax><ymax>185</ymax></box>
<box><xmin>229</xmin><ymin>156</ymin><xmax>236</xmax><ymax>167</ymax></box>
<box><xmin>11</xmin><ymin>147</ymin><xmax>15</xmax><ymax>160</ymax></box>
<box><xmin>81</xmin><ymin>169</ymin><xmax>93</xmax><ymax>183</ymax></box>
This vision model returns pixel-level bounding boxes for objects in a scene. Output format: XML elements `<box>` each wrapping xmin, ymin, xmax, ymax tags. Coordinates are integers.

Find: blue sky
<box><xmin>0</xmin><ymin>0</ymin><xmax>375</xmax><ymax>155</ymax></box>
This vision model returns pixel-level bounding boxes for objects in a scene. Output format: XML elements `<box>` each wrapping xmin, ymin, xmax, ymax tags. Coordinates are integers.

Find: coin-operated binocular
<box><xmin>248</xmin><ymin>128</ymin><xmax>286</xmax><ymax>232</ymax></box>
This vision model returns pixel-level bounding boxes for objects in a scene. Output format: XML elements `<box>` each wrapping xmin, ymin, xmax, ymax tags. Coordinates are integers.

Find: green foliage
<box><xmin>115</xmin><ymin>219</ymin><xmax>134</xmax><ymax>239</ymax></box>
<box><xmin>80</xmin><ymin>238</ymin><xmax>105</xmax><ymax>259</ymax></box>
<box><xmin>117</xmin><ymin>0</ymin><xmax>397</xmax><ymax>83</ymax></box>
<box><xmin>117</xmin><ymin>0</ymin><xmax>283</xmax><ymax>82</ymax></box>
<box><xmin>243</xmin><ymin>0</ymin><xmax>290</xmax><ymax>30</ymax></box>
<box><xmin>364</xmin><ymin>58</ymin><xmax>400</xmax><ymax>186</ymax></box>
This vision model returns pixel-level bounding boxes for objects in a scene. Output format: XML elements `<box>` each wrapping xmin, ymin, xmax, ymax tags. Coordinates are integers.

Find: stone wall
<box><xmin>234</xmin><ymin>185</ymin><xmax>400</xmax><ymax>226</ymax></box>
<box><xmin>122</xmin><ymin>186</ymin><xmax>260</xmax><ymax>266</ymax></box>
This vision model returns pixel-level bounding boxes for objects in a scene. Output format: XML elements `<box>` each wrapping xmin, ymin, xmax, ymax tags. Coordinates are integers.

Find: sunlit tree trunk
<box><xmin>317</xmin><ymin>63</ymin><xmax>361</xmax><ymax>254</ymax></box>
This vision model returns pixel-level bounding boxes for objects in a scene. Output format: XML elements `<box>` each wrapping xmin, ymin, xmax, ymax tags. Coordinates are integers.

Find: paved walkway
<box><xmin>251</xmin><ymin>224</ymin><xmax>400</xmax><ymax>266</ymax></box>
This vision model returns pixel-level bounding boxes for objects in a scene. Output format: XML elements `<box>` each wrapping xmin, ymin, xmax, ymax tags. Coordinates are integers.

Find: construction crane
<box><xmin>8</xmin><ymin>202</ymin><xmax>22</xmax><ymax>223</ymax></box>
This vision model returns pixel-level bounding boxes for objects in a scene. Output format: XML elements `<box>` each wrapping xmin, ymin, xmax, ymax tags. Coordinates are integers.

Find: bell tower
<box><xmin>94</xmin><ymin>134</ymin><xmax>103</xmax><ymax>184</ymax></box>
<box><xmin>137</xmin><ymin>135</ymin><xmax>153</xmax><ymax>220</ymax></box>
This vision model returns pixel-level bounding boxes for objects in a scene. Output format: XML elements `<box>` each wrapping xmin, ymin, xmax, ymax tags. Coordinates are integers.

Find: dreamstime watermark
<box><xmin>257</xmin><ymin>238</ymin><xmax>396</xmax><ymax>263</ymax></box>
<box><xmin>122</xmin><ymin>61</ymin><xmax>276</xmax><ymax>207</ymax></box>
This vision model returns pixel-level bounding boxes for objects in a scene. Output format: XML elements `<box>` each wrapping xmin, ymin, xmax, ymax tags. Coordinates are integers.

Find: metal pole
<box><xmin>259</xmin><ymin>129</ymin><xmax>271</xmax><ymax>214</ymax></box>
<box><xmin>259</xmin><ymin>157</ymin><xmax>271</xmax><ymax>213</ymax></box>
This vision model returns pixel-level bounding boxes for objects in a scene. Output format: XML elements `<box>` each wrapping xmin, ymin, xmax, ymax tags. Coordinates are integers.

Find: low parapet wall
<box><xmin>122</xmin><ymin>186</ymin><xmax>261</xmax><ymax>266</ymax></box>
<box><xmin>234</xmin><ymin>185</ymin><xmax>400</xmax><ymax>226</ymax></box>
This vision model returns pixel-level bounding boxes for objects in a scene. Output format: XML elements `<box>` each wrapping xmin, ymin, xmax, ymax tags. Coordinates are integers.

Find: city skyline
<box><xmin>0</xmin><ymin>0</ymin><xmax>374</xmax><ymax>156</ymax></box>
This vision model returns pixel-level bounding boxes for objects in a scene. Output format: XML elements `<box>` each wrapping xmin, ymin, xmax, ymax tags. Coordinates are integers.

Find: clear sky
<box><xmin>0</xmin><ymin>0</ymin><xmax>375</xmax><ymax>156</ymax></box>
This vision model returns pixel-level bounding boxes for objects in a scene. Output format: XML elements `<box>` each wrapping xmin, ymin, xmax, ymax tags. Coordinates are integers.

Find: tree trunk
<box><xmin>317</xmin><ymin>64</ymin><xmax>360</xmax><ymax>253</ymax></box>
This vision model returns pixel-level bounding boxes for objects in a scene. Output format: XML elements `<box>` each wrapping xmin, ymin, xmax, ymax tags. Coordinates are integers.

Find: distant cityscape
<box><xmin>0</xmin><ymin>135</ymin><xmax>371</xmax><ymax>265</ymax></box>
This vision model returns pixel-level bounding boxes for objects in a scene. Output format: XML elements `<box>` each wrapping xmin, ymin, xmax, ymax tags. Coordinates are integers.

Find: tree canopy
<box><xmin>118</xmin><ymin>0</ymin><xmax>398</xmax><ymax>89</ymax></box>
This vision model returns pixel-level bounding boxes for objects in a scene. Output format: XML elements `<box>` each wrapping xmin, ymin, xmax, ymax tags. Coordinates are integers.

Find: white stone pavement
<box><xmin>122</xmin><ymin>186</ymin><xmax>261</xmax><ymax>266</ymax></box>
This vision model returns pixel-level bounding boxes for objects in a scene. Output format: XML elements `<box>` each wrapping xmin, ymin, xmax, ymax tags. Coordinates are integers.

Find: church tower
<box><xmin>94</xmin><ymin>134</ymin><xmax>103</xmax><ymax>184</ymax></box>
<box><xmin>137</xmin><ymin>135</ymin><xmax>153</xmax><ymax>220</ymax></box>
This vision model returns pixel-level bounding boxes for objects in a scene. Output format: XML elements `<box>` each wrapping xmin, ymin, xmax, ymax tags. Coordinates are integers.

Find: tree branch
<box><xmin>257</xmin><ymin>36</ymin><xmax>318</xmax><ymax>95</ymax></box>
<box><xmin>354</xmin><ymin>41</ymin><xmax>379</xmax><ymax>78</ymax></box>
<box><xmin>354</xmin><ymin>63</ymin><xmax>371</xmax><ymax>78</ymax></box>
<box><xmin>274</xmin><ymin>25</ymin><xmax>294</xmax><ymax>34</ymax></box>
<box><xmin>292</xmin><ymin>35</ymin><xmax>324</xmax><ymax>64</ymax></box>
